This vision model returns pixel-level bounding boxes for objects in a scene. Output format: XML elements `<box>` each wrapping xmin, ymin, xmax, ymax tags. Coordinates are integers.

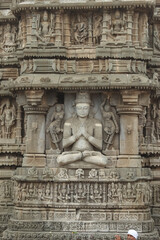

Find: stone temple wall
<box><xmin>0</xmin><ymin>0</ymin><xmax>160</xmax><ymax>239</ymax></box>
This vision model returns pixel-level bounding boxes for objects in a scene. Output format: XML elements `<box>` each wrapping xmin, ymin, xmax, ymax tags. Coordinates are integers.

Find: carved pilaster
<box><xmin>126</xmin><ymin>10</ymin><xmax>134</xmax><ymax>45</ymax></box>
<box><xmin>142</xmin><ymin>13</ymin><xmax>148</xmax><ymax>48</ymax></box>
<box><xmin>23</xmin><ymin>105</ymin><xmax>48</xmax><ymax>167</ymax></box>
<box><xmin>55</xmin><ymin>11</ymin><xmax>62</xmax><ymax>46</ymax></box>
<box><xmin>101</xmin><ymin>10</ymin><xmax>109</xmax><ymax>45</ymax></box>
<box><xmin>88</xmin><ymin>13</ymin><xmax>92</xmax><ymax>46</ymax></box>
<box><xmin>25</xmin><ymin>90</ymin><xmax>44</xmax><ymax>106</ymax></box>
<box><xmin>63</xmin><ymin>12</ymin><xmax>71</xmax><ymax>46</ymax></box>
<box><xmin>117</xmin><ymin>91</ymin><xmax>142</xmax><ymax>167</ymax></box>
<box><xmin>16</xmin><ymin>105</ymin><xmax>22</xmax><ymax>144</ymax></box>
<box><xmin>23</xmin><ymin>90</ymin><xmax>47</xmax><ymax>167</ymax></box>
<box><xmin>26</xmin><ymin>10</ymin><xmax>32</xmax><ymax>46</ymax></box>
<box><xmin>133</xmin><ymin>12</ymin><xmax>139</xmax><ymax>47</ymax></box>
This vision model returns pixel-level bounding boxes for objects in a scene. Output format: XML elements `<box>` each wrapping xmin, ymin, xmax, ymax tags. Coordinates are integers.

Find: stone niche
<box><xmin>0</xmin><ymin>0</ymin><xmax>160</xmax><ymax>240</ymax></box>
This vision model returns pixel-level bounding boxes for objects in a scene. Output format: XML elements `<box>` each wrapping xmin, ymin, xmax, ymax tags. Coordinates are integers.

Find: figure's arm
<box><xmin>111</xmin><ymin>112</ymin><xmax>119</xmax><ymax>133</ymax></box>
<box><xmin>83</xmin><ymin>122</ymin><xmax>102</xmax><ymax>150</ymax></box>
<box><xmin>100</xmin><ymin>98</ymin><xmax>106</xmax><ymax>113</ymax></box>
<box><xmin>51</xmin><ymin>112</ymin><xmax>55</xmax><ymax>122</ymax></box>
<box><xmin>63</xmin><ymin>122</ymin><xmax>80</xmax><ymax>148</ymax></box>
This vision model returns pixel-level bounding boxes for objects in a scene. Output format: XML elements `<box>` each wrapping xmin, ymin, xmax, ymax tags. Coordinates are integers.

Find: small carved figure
<box><xmin>75</xmin><ymin>169</ymin><xmax>84</xmax><ymax>179</ymax></box>
<box><xmin>101</xmin><ymin>98</ymin><xmax>119</xmax><ymax>151</ymax></box>
<box><xmin>42</xmin><ymin>166</ymin><xmax>53</xmax><ymax>178</ymax></box>
<box><xmin>73</xmin><ymin>15</ymin><xmax>88</xmax><ymax>44</ymax></box>
<box><xmin>110</xmin><ymin>10</ymin><xmax>126</xmax><ymax>44</ymax></box>
<box><xmin>58</xmin><ymin>169</ymin><xmax>68</xmax><ymax>179</ymax></box>
<box><xmin>88</xmin><ymin>169</ymin><xmax>98</xmax><ymax>179</ymax></box>
<box><xmin>47</xmin><ymin>104</ymin><xmax>64</xmax><ymax>150</ymax></box>
<box><xmin>153</xmin><ymin>71</ymin><xmax>159</xmax><ymax>84</ymax></box>
<box><xmin>35</xmin><ymin>11</ymin><xmax>55</xmax><ymax>44</ymax></box>
<box><xmin>154</xmin><ymin>28</ymin><xmax>160</xmax><ymax>51</ymax></box>
<box><xmin>17</xmin><ymin>20</ymin><xmax>23</xmax><ymax>48</ymax></box>
<box><xmin>142</xmin><ymin>13</ymin><xmax>148</xmax><ymax>48</ymax></box>
<box><xmin>27</xmin><ymin>167</ymin><xmax>38</xmax><ymax>177</ymax></box>
<box><xmin>57</xmin><ymin>92</ymin><xmax>109</xmax><ymax>167</ymax></box>
<box><xmin>112</xmin><ymin>10</ymin><xmax>124</xmax><ymax>33</ymax></box>
<box><xmin>93</xmin><ymin>15</ymin><xmax>102</xmax><ymax>44</ymax></box>
<box><xmin>3</xmin><ymin>24</ymin><xmax>16</xmax><ymax>52</ymax></box>
<box><xmin>0</xmin><ymin>100</ymin><xmax>16</xmax><ymax>138</ymax></box>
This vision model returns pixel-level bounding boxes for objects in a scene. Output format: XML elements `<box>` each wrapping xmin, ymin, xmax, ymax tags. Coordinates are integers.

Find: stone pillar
<box><xmin>55</xmin><ymin>11</ymin><xmax>62</xmax><ymax>46</ymax></box>
<box><xmin>26</xmin><ymin>10</ymin><xmax>32</xmax><ymax>46</ymax></box>
<box><xmin>133</xmin><ymin>12</ymin><xmax>139</xmax><ymax>47</ymax></box>
<box><xmin>21</xmin><ymin>13</ymin><xmax>26</xmax><ymax>48</ymax></box>
<box><xmin>126</xmin><ymin>10</ymin><xmax>133</xmax><ymax>46</ymax></box>
<box><xmin>16</xmin><ymin>105</ymin><xmax>22</xmax><ymax>144</ymax></box>
<box><xmin>117</xmin><ymin>91</ymin><xmax>142</xmax><ymax>167</ymax></box>
<box><xmin>101</xmin><ymin>10</ymin><xmax>109</xmax><ymax>45</ymax></box>
<box><xmin>23</xmin><ymin>90</ymin><xmax>48</xmax><ymax>167</ymax></box>
<box><xmin>88</xmin><ymin>14</ymin><xmax>92</xmax><ymax>45</ymax></box>
<box><xmin>64</xmin><ymin>12</ymin><xmax>71</xmax><ymax>46</ymax></box>
<box><xmin>142</xmin><ymin>13</ymin><xmax>148</xmax><ymax>48</ymax></box>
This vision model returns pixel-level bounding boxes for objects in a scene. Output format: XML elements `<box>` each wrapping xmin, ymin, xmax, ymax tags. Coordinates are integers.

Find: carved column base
<box><xmin>117</xmin><ymin>155</ymin><xmax>142</xmax><ymax>168</ymax></box>
<box><xmin>23</xmin><ymin>154</ymin><xmax>46</xmax><ymax>167</ymax></box>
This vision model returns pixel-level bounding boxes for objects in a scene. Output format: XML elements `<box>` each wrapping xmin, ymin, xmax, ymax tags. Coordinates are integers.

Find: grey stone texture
<box><xmin>0</xmin><ymin>0</ymin><xmax>160</xmax><ymax>239</ymax></box>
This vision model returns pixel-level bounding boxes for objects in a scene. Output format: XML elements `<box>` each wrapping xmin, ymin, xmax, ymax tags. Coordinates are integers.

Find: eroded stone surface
<box><xmin>0</xmin><ymin>0</ymin><xmax>159</xmax><ymax>239</ymax></box>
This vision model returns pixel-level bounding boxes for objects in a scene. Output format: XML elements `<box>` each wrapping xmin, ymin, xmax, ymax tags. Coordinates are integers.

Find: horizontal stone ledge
<box><xmin>3</xmin><ymin>230</ymin><xmax>160</xmax><ymax>240</ymax></box>
<box><xmin>7</xmin><ymin>73</ymin><xmax>158</xmax><ymax>91</ymax></box>
<box><xmin>11</xmin><ymin>0</ymin><xmax>155</xmax><ymax>12</ymax></box>
<box><xmin>8</xmin><ymin>219</ymin><xmax>154</xmax><ymax>233</ymax></box>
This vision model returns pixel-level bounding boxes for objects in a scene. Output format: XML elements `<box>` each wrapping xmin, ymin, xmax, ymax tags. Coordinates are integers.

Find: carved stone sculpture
<box><xmin>101</xmin><ymin>98</ymin><xmax>119</xmax><ymax>152</ymax></box>
<box><xmin>3</xmin><ymin>24</ymin><xmax>16</xmax><ymax>52</ymax></box>
<box><xmin>57</xmin><ymin>92</ymin><xmax>109</xmax><ymax>167</ymax></box>
<box><xmin>93</xmin><ymin>14</ymin><xmax>102</xmax><ymax>44</ymax></box>
<box><xmin>0</xmin><ymin>100</ymin><xmax>16</xmax><ymax>138</ymax></box>
<box><xmin>111</xmin><ymin>10</ymin><xmax>126</xmax><ymax>44</ymax></box>
<box><xmin>0</xmin><ymin>1</ymin><xmax>160</xmax><ymax>240</ymax></box>
<box><xmin>35</xmin><ymin>11</ymin><xmax>55</xmax><ymax>44</ymax></box>
<box><xmin>47</xmin><ymin>104</ymin><xmax>64</xmax><ymax>151</ymax></box>
<box><xmin>72</xmin><ymin>14</ymin><xmax>88</xmax><ymax>44</ymax></box>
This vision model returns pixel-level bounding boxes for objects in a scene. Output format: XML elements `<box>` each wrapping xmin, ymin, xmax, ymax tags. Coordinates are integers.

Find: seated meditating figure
<box><xmin>57</xmin><ymin>92</ymin><xmax>108</xmax><ymax>167</ymax></box>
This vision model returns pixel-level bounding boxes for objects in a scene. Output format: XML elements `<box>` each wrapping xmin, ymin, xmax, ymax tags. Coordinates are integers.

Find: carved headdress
<box><xmin>75</xmin><ymin>92</ymin><xmax>91</xmax><ymax>105</ymax></box>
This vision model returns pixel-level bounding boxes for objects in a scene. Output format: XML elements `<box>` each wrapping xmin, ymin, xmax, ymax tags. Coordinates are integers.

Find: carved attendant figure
<box><xmin>0</xmin><ymin>100</ymin><xmax>16</xmax><ymax>138</ymax></box>
<box><xmin>3</xmin><ymin>24</ymin><xmax>16</xmax><ymax>52</ymax></box>
<box><xmin>101</xmin><ymin>99</ymin><xmax>119</xmax><ymax>151</ymax></box>
<box><xmin>57</xmin><ymin>92</ymin><xmax>108</xmax><ymax>167</ymax></box>
<box><xmin>47</xmin><ymin>104</ymin><xmax>64</xmax><ymax>150</ymax></box>
<box><xmin>36</xmin><ymin>11</ymin><xmax>55</xmax><ymax>43</ymax></box>
<box><xmin>112</xmin><ymin>10</ymin><xmax>124</xmax><ymax>33</ymax></box>
<box><xmin>74</xmin><ymin>15</ymin><xmax>88</xmax><ymax>44</ymax></box>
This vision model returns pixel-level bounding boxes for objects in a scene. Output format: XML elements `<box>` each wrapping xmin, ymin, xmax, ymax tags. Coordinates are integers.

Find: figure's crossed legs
<box><xmin>57</xmin><ymin>151</ymin><xmax>108</xmax><ymax>167</ymax></box>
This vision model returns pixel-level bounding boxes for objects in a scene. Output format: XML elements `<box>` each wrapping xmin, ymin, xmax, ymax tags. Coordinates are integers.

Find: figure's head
<box><xmin>55</xmin><ymin>104</ymin><xmax>63</xmax><ymax>112</ymax></box>
<box><xmin>115</xmin><ymin>9</ymin><xmax>121</xmax><ymax>19</ymax></box>
<box><xmin>75</xmin><ymin>92</ymin><xmax>91</xmax><ymax>118</ymax></box>
<box><xmin>43</xmin><ymin>11</ymin><xmax>48</xmax><ymax>21</ymax></box>
<box><xmin>127</xmin><ymin>230</ymin><xmax>138</xmax><ymax>240</ymax></box>
<box><xmin>76</xmin><ymin>103</ymin><xmax>90</xmax><ymax>118</ymax></box>
<box><xmin>6</xmin><ymin>23</ymin><xmax>11</xmax><ymax>32</ymax></box>
<box><xmin>6</xmin><ymin>100</ymin><xmax>10</xmax><ymax>109</ymax></box>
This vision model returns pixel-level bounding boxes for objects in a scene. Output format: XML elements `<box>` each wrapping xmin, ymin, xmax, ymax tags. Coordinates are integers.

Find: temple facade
<box><xmin>0</xmin><ymin>0</ymin><xmax>160</xmax><ymax>239</ymax></box>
